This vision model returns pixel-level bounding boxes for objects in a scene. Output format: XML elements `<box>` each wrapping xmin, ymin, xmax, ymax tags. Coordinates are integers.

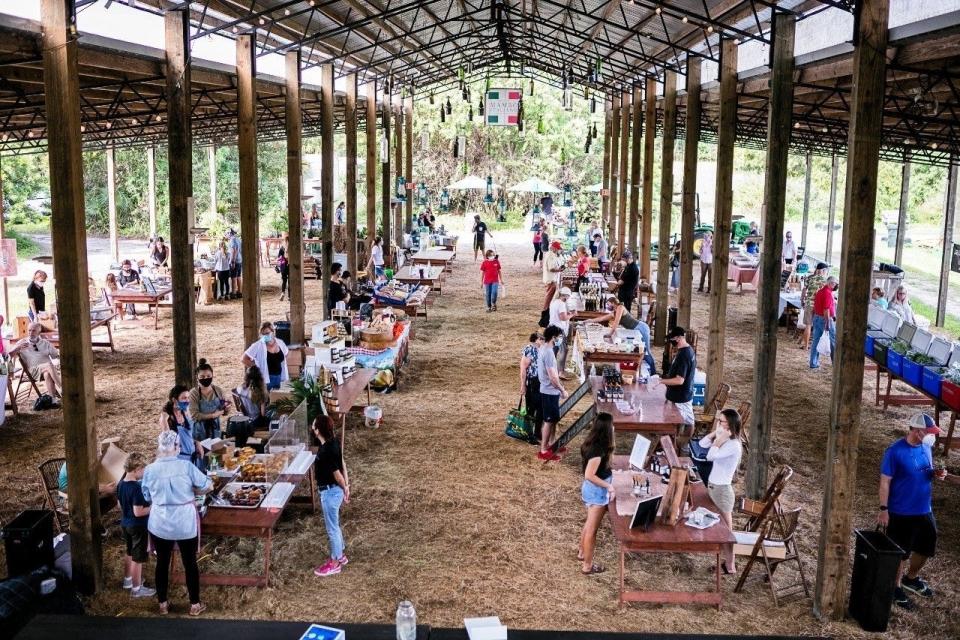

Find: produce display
<box><xmin>579</xmin><ymin>323</ymin><xmax>641</xmax><ymax>354</ymax></box>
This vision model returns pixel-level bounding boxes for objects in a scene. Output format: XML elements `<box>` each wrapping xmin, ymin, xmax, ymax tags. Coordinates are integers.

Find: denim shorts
<box><xmin>581</xmin><ymin>475</ymin><xmax>612</xmax><ymax>507</ymax></box>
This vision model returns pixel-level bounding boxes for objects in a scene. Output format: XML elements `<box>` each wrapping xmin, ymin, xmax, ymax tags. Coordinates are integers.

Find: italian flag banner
<box><xmin>486</xmin><ymin>88</ymin><xmax>521</xmax><ymax>126</ymax></box>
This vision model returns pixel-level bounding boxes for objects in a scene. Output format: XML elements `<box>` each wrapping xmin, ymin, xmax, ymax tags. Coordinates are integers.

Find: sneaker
<box><xmin>131</xmin><ymin>585</ymin><xmax>156</xmax><ymax>598</ymax></box>
<box><xmin>901</xmin><ymin>576</ymin><xmax>934</xmax><ymax>598</ymax></box>
<box><xmin>189</xmin><ymin>602</ymin><xmax>207</xmax><ymax>617</ymax></box>
<box><xmin>313</xmin><ymin>559</ymin><xmax>342</xmax><ymax>577</ymax></box>
<box><xmin>122</xmin><ymin>577</ymin><xmax>133</xmax><ymax>590</ymax></box>
<box><xmin>158</xmin><ymin>601</ymin><xmax>169</xmax><ymax>615</ymax></box>
<box><xmin>893</xmin><ymin>587</ymin><xmax>915</xmax><ymax>610</ymax></box>
<box><xmin>537</xmin><ymin>450</ymin><xmax>561</xmax><ymax>462</ymax></box>
<box><xmin>554</xmin><ymin>446</ymin><xmax>568</xmax><ymax>456</ymax></box>
<box><xmin>337</xmin><ymin>554</ymin><xmax>349</xmax><ymax>566</ymax></box>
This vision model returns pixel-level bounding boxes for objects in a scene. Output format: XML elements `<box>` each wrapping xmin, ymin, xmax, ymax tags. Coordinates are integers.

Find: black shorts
<box><xmin>122</xmin><ymin>525</ymin><xmax>149</xmax><ymax>563</ymax></box>
<box><xmin>474</xmin><ymin>236</ymin><xmax>485</xmax><ymax>252</ymax></box>
<box><xmin>541</xmin><ymin>393</ymin><xmax>561</xmax><ymax>423</ymax></box>
<box><xmin>231</xmin><ymin>263</ymin><xmax>242</xmax><ymax>278</ymax></box>
<box><xmin>887</xmin><ymin>512</ymin><xmax>937</xmax><ymax>559</ymax></box>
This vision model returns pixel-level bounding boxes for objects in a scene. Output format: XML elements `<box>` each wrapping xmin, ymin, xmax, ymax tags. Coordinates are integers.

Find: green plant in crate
<box><xmin>907</xmin><ymin>351</ymin><xmax>938</xmax><ymax>366</ymax></box>
<box><xmin>271</xmin><ymin>374</ymin><xmax>325</xmax><ymax>425</ymax></box>
<box><xmin>945</xmin><ymin>365</ymin><xmax>960</xmax><ymax>385</ymax></box>
<box><xmin>890</xmin><ymin>339</ymin><xmax>911</xmax><ymax>355</ymax></box>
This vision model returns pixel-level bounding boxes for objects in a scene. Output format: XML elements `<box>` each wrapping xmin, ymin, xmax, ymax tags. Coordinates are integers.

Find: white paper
<box><xmin>465</xmin><ymin>617</ymin><xmax>507</xmax><ymax>640</ymax></box>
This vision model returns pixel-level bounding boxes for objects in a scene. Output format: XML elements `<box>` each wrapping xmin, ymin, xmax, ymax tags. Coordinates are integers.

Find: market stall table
<box><xmin>778</xmin><ymin>290</ymin><xmax>802</xmax><ymax>319</ymax></box>
<box><xmin>394</xmin><ymin>265</ymin><xmax>444</xmax><ymax>295</ymax></box>
<box><xmin>110</xmin><ymin>286</ymin><xmax>172</xmax><ymax>330</ymax></box>
<box><xmin>260</xmin><ymin>236</ymin><xmax>286</xmax><ymax>266</ymax></box>
<box><xmin>35</xmin><ymin>314</ymin><xmax>117</xmax><ymax>352</ymax></box>
<box><xmin>324</xmin><ymin>368</ymin><xmax>376</xmax><ymax>438</ymax></box>
<box><xmin>410</xmin><ymin>249</ymin><xmax>456</xmax><ymax>272</ymax></box>
<box><xmin>374</xmin><ymin>283</ymin><xmax>431</xmax><ymax>318</ymax></box>
<box><xmin>728</xmin><ymin>264</ymin><xmax>758</xmax><ymax>294</ymax></box>
<box><xmin>589</xmin><ymin>376</ymin><xmax>684</xmax><ymax>437</ymax></box>
<box><xmin>608</xmin><ymin>455</ymin><xmax>736</xmax><ymax>608</ymax></box>
<box><xmin>573</xmin><ymin>325</ymin><xmax>645</xmax><ymax>375</ymax></box>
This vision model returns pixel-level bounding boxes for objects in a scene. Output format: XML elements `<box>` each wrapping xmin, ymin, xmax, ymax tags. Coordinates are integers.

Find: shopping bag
<box><xmin>498</xmin><ymin>283</ymin><xmax>507</xmax><ymax>300</ymax></box>
<box><xmin>817</xmin><ymin>331</ymin><xmax>832</xmax><ymax>356</ymax></box>
<box><xmin>504</xmin><ymin>398</ymin><xmax>534</xmax><ymax>442</ymax></box>
<box><xmin>796</xmin><ymin>307</ymin><xmax>806</xmax><ymax>329</ymax></box>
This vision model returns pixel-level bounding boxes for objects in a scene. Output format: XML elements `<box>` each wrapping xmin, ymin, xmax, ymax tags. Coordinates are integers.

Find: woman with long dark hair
<box><xmin>519</xmin><ymin>332</ymin><xmax>544</xmax><ymax>442</ymax></box>
<box><xmin>160</xmin><ymin>385</ymin><xmax>205</xmax><ymax>471</ymax></box>
<box><xmin>189</xmin><ymin>359</ymin><xmax>229</xmax><ymax>440</ymax></box>
<box><xmin>312</xmin><ymin>415</ymin><xmax>351</xmax><ymax>577</ymax></box>
<box><xmin>578</xmin><ymin>412</ymin><xmax>615</xmax><ymax>575</ymax></box>
<box><xmin>697</xmin><ymin>408</ymin><xmax>743</xmax><ymax>574</ymax></box>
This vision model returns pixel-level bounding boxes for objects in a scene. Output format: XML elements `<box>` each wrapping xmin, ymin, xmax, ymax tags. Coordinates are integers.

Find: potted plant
<box><xmin>271</xmin><ymin>374</ymin><xmax>326</xmax><ymax>425</ymax></box>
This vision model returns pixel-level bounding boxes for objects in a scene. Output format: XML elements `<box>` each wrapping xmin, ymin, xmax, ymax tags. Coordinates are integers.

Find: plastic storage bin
<box><xmin>873</xmin><ymin>342</ymin><xmax>889</xmax><ymax>368</ymax></box>
<box><xmin>901</xmin><ymin>358</ymin><xmax>923</xmax><ymax>387</ymax></box>
<box><xmin>886</xmin><ymin>350</ymin><xmax>904</xmax><ymax>377</ymax></box>
<box><xmin>942</xmin><ymin>380</ymin><xmax>960</xmax><ymax>412</ymax></box>
<box><xmin>922</xmin><ymin>367</ymin><xmax>944</xmax><ymax>399</ymax></box>
<box><xmin>1</xmin><ymin>509</ymin><xmax>54</xmax><ymax>578</ymax></box>
<box><xmin>864</xmin><ymin>335</ymin><xmax>874</xmax><ymax>357</ymax></box>
<box><xmin>848</xmin><ymin>529</ymin><xmax>904</xmax><ymax>632</ymax></box>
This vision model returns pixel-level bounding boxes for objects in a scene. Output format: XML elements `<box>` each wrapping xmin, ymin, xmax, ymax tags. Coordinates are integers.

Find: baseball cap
<box><xmin>907</xmin><ymin>412</ymin><xmax>941</xmax><ymax>435</ymax></box>
<box><xmin>816</xmin><ymin>262</ymin><xmax>829</xmax><ymax>270</ymax></box>
<box><xmin>559</xmin><ymin>287</ymin><xmax>572</xmax><ymax>297</ymax></box>
<box><xmin>667</xmin><ymin>326</ymin><xmax>686</xmax><ymax>340</ymax></box>
<box><xmin>550</xmin><ymin>240</ymin><xmax>562</xmax><ymax>250</ymax></box>
<box><xmin>622</xmin><ymin>250</ymin><xmax>633</xmax><ymax>259</ymax></box>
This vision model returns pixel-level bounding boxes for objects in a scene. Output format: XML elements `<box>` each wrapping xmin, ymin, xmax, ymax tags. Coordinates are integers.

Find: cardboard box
<box><xmin>97</xmin><ymin>440</ymin><xmax>129</xmax><ymax>486</ymax></box>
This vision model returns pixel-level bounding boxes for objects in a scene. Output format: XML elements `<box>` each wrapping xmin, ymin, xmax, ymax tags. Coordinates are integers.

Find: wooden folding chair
<box><xmin>735</xmin><ymin>465</ymin><xmax>793</xmax><ymax>533</ymax></box>
<box><xmin>734</xmin><ymin>507</ymin><xmax>810</xmax><ymax>606</ymax></box>
<box><xmin>37</xmin><ymin>457</ymin><xmax>69</xmax><ymax>533</ymax></box>
<box><xmin>693</xmin><ymin>382</ymin><xmax>731</xmax><ymax>437</ymax></box>
<box><xmin>15</xmin><ymin>354</ymin><xmax>43</xmax><ymax>405</ymax></box>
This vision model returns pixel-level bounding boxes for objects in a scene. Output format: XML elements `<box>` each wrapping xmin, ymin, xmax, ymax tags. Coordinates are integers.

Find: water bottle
<box><xmin>396</xmin><ymin>600</ymin><xmax>416</xmax><ymax>640</ymax></box>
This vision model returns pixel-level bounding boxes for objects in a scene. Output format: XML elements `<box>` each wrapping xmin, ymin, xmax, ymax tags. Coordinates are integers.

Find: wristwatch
<box><xmin>879</xmin><ymin>506</ymin><xmax>888</xmax><ymax>511</ymax></box>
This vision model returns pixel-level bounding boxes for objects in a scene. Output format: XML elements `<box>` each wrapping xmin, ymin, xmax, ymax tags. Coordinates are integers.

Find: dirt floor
<box><xmin>1</xmin><ymin>231</ymin><xmax>958</xmax><ymax>639</ymax></box>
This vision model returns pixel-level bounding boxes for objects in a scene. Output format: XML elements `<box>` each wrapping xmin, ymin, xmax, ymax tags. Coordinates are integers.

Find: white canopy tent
<box><xmin>507</xmin><ymin>177</ymin><xmax>562</xmax><ymax>193</ymax></box>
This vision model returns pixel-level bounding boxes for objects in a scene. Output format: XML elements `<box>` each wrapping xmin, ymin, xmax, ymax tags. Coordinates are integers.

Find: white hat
<box><xmin>559</xmin><ymin>287</ymin><xmax>572</xmax><ymax>297</ymax></box>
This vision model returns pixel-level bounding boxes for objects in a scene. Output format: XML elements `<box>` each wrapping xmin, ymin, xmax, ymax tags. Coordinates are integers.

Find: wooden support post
<box><xmin>237</xmin><ymin>33</ymin><xmax>260</xmax><ymax>346</ymax></box>
<box><xmin>394</xmin><ymin>99</ymin><xmax>403</xmax><ymax>249</ymax></box>
<box><xmin>286</xmin><ymin>50</ymin><xmax>305</xmax><ymax>345</ymax></box>
<box><xmin>366</xmin><ymin>82</ymin><xmax>377</xmax><ymax>246</ymax></box>
<box><xmin>747</xmin><ymin>13</ymin><xmax>796</xmax><ymax>499</ymax></box>
<box><xmin>601</xmin><ymin>103</ymin><xmax>612</xmax><ymax>232</ymax></box>
<box><xmin>617</xmin><ymin>89</ymin><xmax>630</xmax><ymax>254</ymax></box>
<box><xmin>41</xmin><ymin>0</ymin><xmax>101</xmax><ymax>594</ymax></box>
<box><xmin>706</xmin><ymin>38</ymin><xmax>738</xmax><ymax>402</ymax></box>
<box><xmin>208</xmin><ymin>145</ymin><xmax>217</xmax><ymax>216</ymax></box>
<box><xmin>381</xmin><ymin>82</ymin><xmax>392</xmax><ymax>264</ymax></box>
<box><xmin>936</xmin><ymin>160</ymin><xmax>957</xmax><ymax>327</ymax></box>
<box><xmin>628</xmin><ymin>84</ymin><xmax>642</xmax><ymax>253</ymax></box>
<box><xmin>800</xmin><ymin>152</ymin><xmax>812</xmax><ymax>251</ymax></box>
<box><xmin>165</xmin><ymin>7</ymin><xmax>197</xmax><ymax>388</ymax></box>
<box><xmin>641</xmin><ymin>77</ymin><xmax>656</xmax><ymax>281</ymax></box>
<box><xmin>0</xmin><ymin>158</ymin><xmax>9</xmax><ymax>322</ymax></box>
<box><xmin>106</xmin><ymin>146</ymin><xmax>118</xmax><ymax>263</ymax></box>
<box><xmin>678</xmin><ymin>58</ymin><xmax>701</xmax><ymax>330</ymax></box>
<box><xmin>825</xmin><ymin>154</ymin><xmax>839</xmax><ymax>265</ymax></box>
<box><xmin>894</xmin><ymin>159</ymin><xmax>911</xmax><ymax>266</ymax></box>
<box><xmin>147</xmin><ymin>146</ymin><xmax>157</xmax><ymax>238</ymax></box>
<box><xmin>345</xmin><ymin>73</ymin><xmax>358</xmax><ymax>274</ymax></box>
<box><xmin>405</xmin><ymin>92</ymin><xmax>413</xmax><ymax>234</ymax></box>
<box><xmin>608</xmin><ymin>94</ymin><xmax>621</xmax><ymax>241</ymax></box>
<box><xmin>654</xmin><ymin>72</ymin><xmax>677</xmax><ymax>347</ymax></box>
<box><xmin>320</xmin><ymin>63</ymin><xmax>335</xmax><ymax>320</ymax></box>
<box><xmin>814</xmin><ymin>0</ymin><xmax>890</xmax><ymax>620</ymax></box>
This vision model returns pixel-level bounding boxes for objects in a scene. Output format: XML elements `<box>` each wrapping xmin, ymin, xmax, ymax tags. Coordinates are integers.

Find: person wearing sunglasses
<box><xmin>10</xmin><ymin>322</ymin><xmax>62</xmax><ymax>400</ymax></box>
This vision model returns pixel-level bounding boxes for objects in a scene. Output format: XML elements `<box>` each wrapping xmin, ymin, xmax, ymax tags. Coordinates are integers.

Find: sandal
<box><xmin>189</xmin><ymin>602</ymin><xmax>207</xmax><ymax>617</ymax></box>
<box><xmin>581</xmin><ymin>563</ymin><xmax>606</xmax><ymax>575</ymax></box>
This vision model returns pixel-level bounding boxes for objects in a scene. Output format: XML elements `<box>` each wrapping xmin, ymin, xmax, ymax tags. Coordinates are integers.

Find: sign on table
<box><xmin>485</xmin><ymin>88</ymin><xmax>521</xmax><ymax>126</ymax></box>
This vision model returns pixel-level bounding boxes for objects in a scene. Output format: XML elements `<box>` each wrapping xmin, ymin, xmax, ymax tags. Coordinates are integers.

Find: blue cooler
<box><xmin>922</xmin><ymin>367</ymin><xmax>944</xmax><ymax>399</ymax></box>
<box><xmin>920</xmin><ymin>338</ymin><xmax>955</xmax><ymax>399</ymax></box>
<box><xmin>886</xmin><ymin>350</ymin><xmax>903</xmax><ymax>377</ymax></box>
<box><xmin>902</xmin><ymin>358</ymin><xmax>923</xmax><ymax>387</ymax></box>
<box><xmin>865</xmin><ymin>335</ymin><xmax>874</xmax><ymax>357</ymax></box>
<box><xmin>691</xmin><ymin>370</ymin><xmax>707</xmax><ymax>407</ymax></box>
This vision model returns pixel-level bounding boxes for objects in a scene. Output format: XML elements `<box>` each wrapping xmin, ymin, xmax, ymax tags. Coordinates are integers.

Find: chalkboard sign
<box><xmin>551</xmin><ymin>404</ymin><xmax>597</xmax><ymax>453</ymax></box>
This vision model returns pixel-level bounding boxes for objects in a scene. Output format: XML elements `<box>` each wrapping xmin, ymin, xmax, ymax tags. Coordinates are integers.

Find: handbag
<box><xmin>505</xmin><ymin>398</ymin><xmax>535</xmax><ymax>443</ymax></box>
<box><xmin>538</xmin><ymin>308</ymin><xmax>550</xmax><ymax>328</ymax></box>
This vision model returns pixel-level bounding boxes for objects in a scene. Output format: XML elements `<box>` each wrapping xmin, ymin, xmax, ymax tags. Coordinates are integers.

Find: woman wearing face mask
<box><xmin>159</xmin><ymin>385</ymin><xmax>206</xmax><ymax>471</ymax></box>
<box><xmin>27</xmin><ymin>270</ymin><xmax>49</xmax><ymax>321</ymax></box>
<box><xmin>241</xmin><ymin>322</ymin><xmax>289</xmax><ymax>391</ymax></box>
<box><xmin>188</xmin><ymin>359</ymin><xmax>230</xmax><ymax>440</ymax></box>
<box><xmin>697</xmin><ymin>408</ymin><xmax>743</xmax><ymax>574</ymax></box>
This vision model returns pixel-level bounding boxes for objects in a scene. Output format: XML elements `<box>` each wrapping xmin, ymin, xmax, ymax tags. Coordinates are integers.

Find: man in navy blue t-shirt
<box><xmin>878</xmin><ymin>413</ymin><xmax>948</xmax><ymax>610</ymax></box>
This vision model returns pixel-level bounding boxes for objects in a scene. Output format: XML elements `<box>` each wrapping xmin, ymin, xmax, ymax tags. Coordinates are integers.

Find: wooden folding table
<box><xmin>110</xmin><ymin>286</ymin><xmax>172</xmax><ymax>330</ymax></box>
<box><xmin>590</xmin><ymin>377</ymin><xmax>684</xmax><ymax>438</ymax></box>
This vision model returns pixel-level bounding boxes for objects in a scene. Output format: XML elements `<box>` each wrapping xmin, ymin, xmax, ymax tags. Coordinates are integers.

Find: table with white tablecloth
<box><xmin>778</xmin><ymin>290</ymin><xmax>803</xmax><ymax>318</ymax></box>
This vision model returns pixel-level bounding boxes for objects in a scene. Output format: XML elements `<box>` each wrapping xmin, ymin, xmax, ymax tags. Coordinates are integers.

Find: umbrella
<box><xmin>584</xmin><ymin>182</ymin><xmax>630</xmax><ymax>192</ymax></box>
<box><xmin>507</xmin><ymin>177</ymin><xmax>562</xmax><ymax>193</ymax></box>
<box><xmin>446</xmin><ymin>175</ymin><xmax>491</xmax><ymax>190</ymax></box>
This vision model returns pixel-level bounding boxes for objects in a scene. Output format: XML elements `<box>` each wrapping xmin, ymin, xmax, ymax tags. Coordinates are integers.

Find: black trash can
<box><xmin>274</xmin><ymin>320</ymin><xmax>292</xmax><ymax>346</ymax></box>
<box><xmin>849</xmin><ymin>528</ymin><xmax>904</xmax><ymax>632</ymax></box>
<box><xmin>668</xmin><ymin>307</ymin><xmax>678</xmax><ymax>332</ymax></box>
<box><xmin>2</xmin><ymin>509</ymin><xmax>54</xmax><ymax>578</ymax></box>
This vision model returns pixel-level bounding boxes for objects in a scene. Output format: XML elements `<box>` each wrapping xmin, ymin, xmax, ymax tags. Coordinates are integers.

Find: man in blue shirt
<box><xmin>878</xmin><ymin>413</ymin><xmax>947</xmax><ymax>610</ymax></box>
<box><xmin>228</xmin><ymin>229</ymin><xmax>242</xmax><ymax>299</ymax></box>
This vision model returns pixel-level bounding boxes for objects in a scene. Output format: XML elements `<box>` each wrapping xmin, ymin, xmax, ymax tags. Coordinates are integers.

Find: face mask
<box><xmin>922</xmin><ymin>434</ymin><xmax>937</xmax><ymax>448</ymax></box>
<box><xmin>262</xmin><ymin>334</ymin><xmax>273</xmax><ymax>344</ymax></box>
<box><xmin>177</xmin><ymin>400</ymin><xmax>189</xmax><ymax>413</ymax></box>
<box><xmin>199</xmin><ymin>377</ymin><xmax>213</xmax><ymax>388</ymax></box>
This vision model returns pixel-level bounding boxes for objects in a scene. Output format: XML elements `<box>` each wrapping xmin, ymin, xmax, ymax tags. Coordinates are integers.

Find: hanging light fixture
<box><xmin>380</xmin><ymin>132</ymin><xmax>389</xmax><ymax>163</ymax></box>
<box><xmin>468</xmin><ymin>104</ymin><xmax>474</xmax><ymax>121</ymax></box>
<box><xmin>529</xmin><ymin>77</ymin><xmax>534</xmax><ymax>96</ymax></box>
<box><xmin>429</xmin><ymin>92</ymin><xmax>435</xmax><ymax>105</ymax></box>
<box><xmin>440</xmin><ymin>105</ymin><xmax>446</xmax><ymax>123</ymax></box>
<box><xmin>445</xmin><ymin>97</ymin><xmax>452</xmax><ymax>115</ymax></box>
<box><xmin>458</xmin><ymin>133</ymin><xmax>467</xmax><ymax>156</ymax></box>
<box><xmin>592</xmin><ymin>122</ymin><xmax>598</xmax><ymax>139</ymax></box>
<box><xmin>453</xmin><ymin>136</ymin><xmax>459</xmax><ymax>159</ymax></box>
<box><xmin>484</xmin><ymin>176</ymin><xmax>494</xmax><ymax>204</ymax></box>
<box><xmin>417</xmin><ymin>181</ymin><xmax>428</xmax><ymax>205</ymax></box>
<box><xmin>563</xmin><ymin>86</ymin><xmax>573</xmax><ymax>111</ymax></box>
<box><xmin>479</xmin><ymin>97</ymin><xmax>485</xmax><ymax>118</ymax></box>
<box><xmin>439</xmin><ymin>188</ymin><xmax>451</xmax><ymax>211</ymax></box>
<box><xmin>563</xmin><ymin>184</ymin><xmax>573</xmax><ymax>207</ymax></box>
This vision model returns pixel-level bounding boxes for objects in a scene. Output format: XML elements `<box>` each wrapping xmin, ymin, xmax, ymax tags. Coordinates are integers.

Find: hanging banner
<box><xmin>485</xmin><ymin>88</ymin><xmax>521</xmax><ymax>126</ymax></box>
<box><xmin>0</xmin><ymin>239</ymin><xmax>17</xmax><ymax>277</ymax></box>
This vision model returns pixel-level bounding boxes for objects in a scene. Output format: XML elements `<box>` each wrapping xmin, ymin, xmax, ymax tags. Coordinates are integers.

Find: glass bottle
<box><xmin>396</xmin><ymin>600</ymin><xmax>416</xmax><ymax>640</ymax></box>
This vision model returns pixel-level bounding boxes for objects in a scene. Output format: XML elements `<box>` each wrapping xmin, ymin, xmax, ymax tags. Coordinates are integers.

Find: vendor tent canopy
<box><xmin>507</xmin><ymin>178</ymin><xmax>562</xmax><ymax>193</ymax></box>
<box><xmin>584</xmin><ymin>182</ymin><xmax>631</xmax><ymax>192</ymax></box>
<box><xmin>446</xmin><ymin>175</ymin><xmax>498</xmax><ymax>190</ymax></box>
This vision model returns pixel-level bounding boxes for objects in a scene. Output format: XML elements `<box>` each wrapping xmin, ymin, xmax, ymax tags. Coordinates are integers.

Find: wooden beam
<box><xmin>321</xmin><ymin>63</ymin><xmax>335</xmax><ymax>321</ymax></box>
<box><xmin>381</xmin><ymin>82</ymin><xmax>392</xmax><ymax>264</ymax></box>
<box><xmin>601</xmin><ymin>103</ymin><xmax>612</xmax><ymax>234</ymax></box>
<box><xmin>165</xmin><ymin>7</ymin><xmax>197</xmax><ymax>389</ymax></box>
<box><xmin>814</xmin><ymin>0</ymin><xmax>890</xmax><ymax>620</ymax></box>
<box><xmin>608</xmin><ymin>93</ymin><xmax>620</xmax><ymax>242</ymax></box>
<box><xmin>0</xmin><ymin>158</ymin><xmax>8</xmax><ymax>322</ymax></box>
<box><xmin>366</xmin><ymin>81</ymin><xmax>377</xmax><ymax>247</ymax></box>
<box><xmin>394</xmin><ymin>100</ymin><xmax>403</xmax><ymax>249</ymax></box>
<box><xmin>106</xmin><ymin>145</ymin><xmax>118</xmax><ymax>263</ymax></box>
<box><xmin>747</xmin><ymin>13</ymin><xmax>796</xmax><ymax>500</ymax></box>
<box><xmin>42</xmin><ymin>0</ymin><xmax>102</xmax><ymax>594</ymax></box>
<box><xmin>345</xmin><ymin>72</ymin><xmax>358</xmax><ymax>274</ymax></box>
<box><xmin>654</xmin><ymin>72</ymin><xmax>677</xmax><ymax>347</ymax></box>
<box><xmin>678</xmin><ymin>58</ymin><xmax>701</xmax><ymax>330</ymax></box>
<box><xmin>146</xmin><ymin>146</ymin><xmax>157</xmax><ymax>238</ymax></box>
<box><xmin>208</xmin><ymin>145</ymin><xmax>217</xmax><ymax>216</ymax></box>
<box><xmin>286</xmin><ymin>50</ymin><xmax>305</xmax><ymax>346</ymax></box>
<box><xmin>706</xmin><ymin>38</ymin><xmax>738</xmax><ymax>403</ymax></box>
<box><xmin>405</xmin><ymin>92</ymin><xmax>413</xmax><ymax>234</ymax></box>
<box><xmin>825</xmin><ymin>154</ymin><xmax>839</xmax><ymax>265</ymax></box>
<box><xmin>801</xmin><ymin>152</ymin><xmax>812</xmax><ymax>251</ymax></box>
<box><xmin>936</xmin><ymin>160</ymin><xmax>957</xmax><ymax>327</ymax></box>
<box><xmin>617</xmin><ymin>89</ymin><xmax>630</xmax><ymax>254</ymax></box>
<box><xmin>894</xmin><ymin>160</ymin><xmax>910</xmax><ymax>266</ymax></box>
<box><xmin>628</xmin><ymin>84</ymin><xmax>642</xmax><ymax>253</ymax></box>
<box><xmin>237</xmin><ymin>33</ymin><xmax>260</xmax><ymax>346</ymax></box>
<box><xmin>641</xmin><ymin>77</ymin><xmax>656</xmax><ymax>281</ymax></box>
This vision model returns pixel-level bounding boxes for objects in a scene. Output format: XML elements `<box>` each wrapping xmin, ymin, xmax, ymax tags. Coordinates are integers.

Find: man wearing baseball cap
<box><xmin>657</xmin><ymin>326</ymin><xmax>697</xmax><ymax>433</ymax></box>
<box><xmin>879</xmin><ymin>412</ymin><xmax>948</xmax><ymax>610</ymax></box>
<box><xmin>541</xmin><ymin>240</ymin><xmax>565</xmax><ymax>311</ymax></box>
<box><xmin>549</xmin><ymin>287</ymin><xmax>574</xmax><ymax>379</ymax></box>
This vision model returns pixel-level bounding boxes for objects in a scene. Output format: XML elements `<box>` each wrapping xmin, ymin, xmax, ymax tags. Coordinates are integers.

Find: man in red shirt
<box><xmin>810</xmin><ymin>275</ymin><xmax>838</xmax><ymax>369</ymax></box>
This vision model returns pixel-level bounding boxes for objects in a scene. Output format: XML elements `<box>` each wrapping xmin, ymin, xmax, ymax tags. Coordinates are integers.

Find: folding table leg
<box><xmin>263</xmin><ymin>530</ymin><xmax>273</xmax><ymax>588</ymax></box>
